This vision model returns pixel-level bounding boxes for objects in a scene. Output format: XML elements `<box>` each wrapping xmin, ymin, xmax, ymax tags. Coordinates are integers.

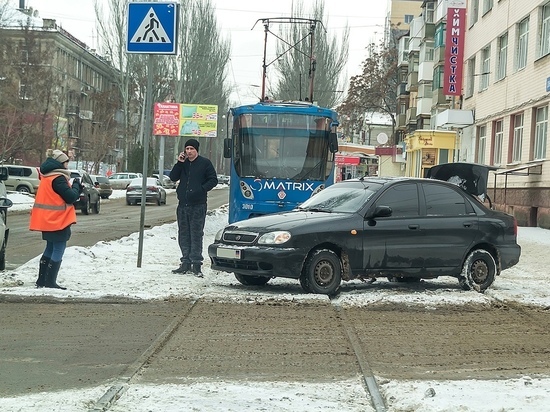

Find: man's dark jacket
<box><xmin>169</xmin><ymin>155</ymin><xmax>218</xmax><ymax>206</ymax></box>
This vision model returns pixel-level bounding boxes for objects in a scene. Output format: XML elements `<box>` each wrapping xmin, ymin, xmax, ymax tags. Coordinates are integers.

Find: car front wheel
<box><xmin>459</xmin><ymin>249</ymin><xmax>497</xmax><ymax>292</ymax></box>
<box><xmin>303</xmin><ymin>249</ymin><xmax>341</xmax><ymax>295</ymax></box>
<box><xmin>234</xmin><ymin>273</ymin><xmax>271</xmax><ymax>286</ymax></box>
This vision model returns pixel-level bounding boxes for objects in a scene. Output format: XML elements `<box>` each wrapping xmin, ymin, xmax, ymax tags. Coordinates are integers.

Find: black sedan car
<box><xmin>208</xmin><ymin>166</ymin><xmax>521</xmax><ymax>295</ymax></box>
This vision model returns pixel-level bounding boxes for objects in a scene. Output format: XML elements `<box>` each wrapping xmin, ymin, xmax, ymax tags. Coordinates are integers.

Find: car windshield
<box><xmin>297</xmin><ymin>181</ymin><xmax>382</xmax><ymax>213</ymax></box>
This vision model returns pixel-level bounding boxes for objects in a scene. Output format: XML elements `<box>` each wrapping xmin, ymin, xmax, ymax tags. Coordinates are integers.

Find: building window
<box><xmin>432</xmin><ymin>66</ymin><xmax>444</xmax><ymax>89</ymax></box>
<box><xmin>540</xmin><ymin>3</ymin><xmax>550</xmax><ymax>58</ymax></box>
<box><xmin>534</xmin><ymin>106</ymin><xmax>548</xmax><ymax>160</ymax></box>
<box><xmin>477</xmin><ymin>124</ymin><xmax>486</xmax><ymax>164</ymax></box>
<box><xmin>516</xmin><ymin>18</ymin><xmax>529</xmax><ymax>71</ymax></box>
<box><xmin>466</xmin><ymin>57</ymin><xmax>476</xmax><ymax>98</ymax></box>
<box><xmin>404</xmin><ymin>14</ymin><xmax>414</xmax><ymax>24</ymax></box>
<box><xmin>492</xmin><ymin>120</ymin><xmax>503</xmax><ymax>166</ymax></box>
<box><xmin>480</xmin><ymin>46</ymin><xmax>491</xmax><ymax>90</ymax></box>
<box><xmin>482</xmin><ymin>0</ymin><xmax>493</xmax><ymax>15</ymax></box>
<box><xmin>435</xmin><ymin>24</ymin><xmax>445</xmax><ymax>48</ymax></box>
<box><xmin>425</xmin><ymin>2</ymin><xmax>435</xmax><ymax>23</ymax></box>
<box><xmin>496</xmin><ymin>32</ymin><xmax>508</xmax><ymax>80</ymax></box>
<box><xmin>511</xmin><ymin>113</ymin><xmax>523</xmax><ymax>163</ymax></box>
<box><xmin>423</xmin><ymin>41</ymin><xmax>434</xmax><ymax>61</ymax></box>
<box><xmin>470</xmin><ymin>0</ymin><xmax>479</xmax><ymax>26</ymax></box>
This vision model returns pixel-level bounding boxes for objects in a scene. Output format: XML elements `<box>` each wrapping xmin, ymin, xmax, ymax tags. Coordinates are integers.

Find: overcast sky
<box><xmin>20</xmin><ymin>0</ymin><xmax>388</xmax><ymax>105</ymax></box>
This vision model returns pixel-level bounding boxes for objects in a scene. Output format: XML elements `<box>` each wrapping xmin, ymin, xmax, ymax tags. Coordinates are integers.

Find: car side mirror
<box><xmin>367</xmin><ymin>205</ymin><xmax>392</xmax><ymax>219</ymax></box>
<box><xmin>0</xmin><ymin>198</ymin><xmax>13</xmax><ymax>208</ymax></box>
<box><xmin>94</xmin><ymin>182</ymin><xmax>100</xmax><ymax>187</ymax></box>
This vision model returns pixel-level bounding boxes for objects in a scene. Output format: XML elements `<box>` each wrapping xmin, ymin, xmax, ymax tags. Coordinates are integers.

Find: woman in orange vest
<box><xmin>29</xmin><ymin>149</ymin><xmax>82</xmax><ymax>289</ymax></box>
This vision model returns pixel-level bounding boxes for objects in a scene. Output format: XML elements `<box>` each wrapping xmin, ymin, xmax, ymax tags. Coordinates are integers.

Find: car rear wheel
<box><xmin>16</xmin><ymin>186</ymin><xmax>31</xmax><ymax>194</ymax></box>
<box><xmin>81</xmin><ymin>197</ymin><xmax>90</xmax><ymax>215</ymax></box>
<box><xmin>303</xmin><ymin>249</ymin><xmax>341</xmax><ymax>295</ymax></box>
<box><xmin>234</xmin><ymin>273</ymin><xmax>271</xmax><ymax>286</ymax></box>
<box><xmin>92</xmin><ymin>198</ymin><xmax>100</xmax><ymax>214</ymax></box>
<box><xmin>459</xmin><ymin>249</ymin><xmax>497</xmax><ymax>292</ymax></box>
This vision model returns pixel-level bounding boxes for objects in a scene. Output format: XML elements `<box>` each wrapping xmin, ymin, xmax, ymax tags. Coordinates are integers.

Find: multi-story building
<box><xmin>395</xmin><ymin>0</ymin><xmax>550</xmax><ymax>228</ymax></box>
<box><xmin>461</xmin><ymin>0</ymin><xmax>550</xmax><ymax>227</ymax></box>
<box><xmin>0</xmin><ymin>2</ymin><xmax>121</xmax><ymax>169</ymax></box>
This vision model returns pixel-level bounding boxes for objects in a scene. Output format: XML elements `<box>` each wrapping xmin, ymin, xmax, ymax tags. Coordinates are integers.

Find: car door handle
<box><xmin>408</xmin><ymin>224</ymin><xmax>419</xmax><ymax>230</ymax></box>
<box><xmin>463</xmin><ymin>221</ymin><xmax>474</xmax><ymax>228</ymax></box>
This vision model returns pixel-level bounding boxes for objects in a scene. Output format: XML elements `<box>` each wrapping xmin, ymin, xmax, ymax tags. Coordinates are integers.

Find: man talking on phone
<box><xmin>169</xmin><ymin>138</ymin><xmax>218</xmax><ymax>277</ymax></box>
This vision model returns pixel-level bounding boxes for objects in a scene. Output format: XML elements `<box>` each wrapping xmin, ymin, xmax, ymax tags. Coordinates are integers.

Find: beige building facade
<box><xmin>461</xmin><ymin>0</ymin><xmax>550</xmax><ymax>227</ymax></box>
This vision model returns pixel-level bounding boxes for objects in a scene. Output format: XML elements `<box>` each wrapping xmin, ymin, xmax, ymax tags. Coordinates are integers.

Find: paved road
<box><xmin>5</xmin><ymin>188</ymin><xmax>229</xmax><ymax>269</ymax></box>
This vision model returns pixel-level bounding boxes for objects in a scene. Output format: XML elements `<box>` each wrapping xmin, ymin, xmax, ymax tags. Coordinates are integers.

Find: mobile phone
<box><xmin>179</xmin><ymin>152</ymin><xmax>186</xmax><ymax>161</ymax></box>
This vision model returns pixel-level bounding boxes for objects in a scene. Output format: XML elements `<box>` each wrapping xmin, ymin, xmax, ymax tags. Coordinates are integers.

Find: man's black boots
<box><xmin>35</xmin><ymin>255</ymin><xmax>50</xmax><ymax>287</ymax></box>
<box><xmin>44</xmin><ymin>260</ymin><xmax>66</xmax><ymax>290</ymax></box>
<box><xmin>191</xmin><ymin>263</ymin><xmax>203</xmax><ymax>278</ymax></box>
<box><xmin>172</xmin><ymin>262</ymin><xmax>190</xmax><ymax>274</ymax></box>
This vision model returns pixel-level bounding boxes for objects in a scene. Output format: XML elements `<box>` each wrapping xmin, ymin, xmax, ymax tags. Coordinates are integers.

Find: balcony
<box><xmin>396</xmin><ymin>82</ymin><xmax>408</xmax><ymax>96</ymax></box>
<box><xmin>421</xmin><ymin>22</ymin><xmax>435</xmax><ymax>40</ymax></box>
<box><xmin>80</xmin><ymin>110</ymin><xmax>93</xmax><ymax>120</ymax></box>
<box><xmin>66</xmin><ymin>105</ymin><xmax>80</xmax><ymax>116</ymax></box>
<box><xmin>406</xmin><ymin>107</ymin><xmax>417</xmax><ymax>124</ymax></box>
<box><xmin>396</xmin><ymin>113</ymin><xmax>407</xmax><ymax>128</ymax></box>
<box><xmin>433</xmin><ymin>88</ymin><xmax>452</xmax><ymax>106</ymax></box>
<box><xmin>406</xmin><ymin>71</ymin><xmax>418</xmax><ymax>92</ymax></box>
<box><xmin>417</xmin><ymin>96</ymin><xmax>433</xmax><ymax>116</ymax></box>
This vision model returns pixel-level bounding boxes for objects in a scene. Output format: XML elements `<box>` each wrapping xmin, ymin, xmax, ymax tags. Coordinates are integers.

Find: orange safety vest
<box><xmin>29</xmin><ymin>173</ymin><xmax>77</xmax><ymax>232</ymax></box>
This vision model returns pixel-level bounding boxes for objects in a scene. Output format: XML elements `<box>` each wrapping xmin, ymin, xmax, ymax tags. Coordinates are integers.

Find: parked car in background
<box><xmin>90</xmin><ymin>175</ymin><xmax>113</xmax><ymax>199</ymax></box>
<box><xmin>69</xmin><ymin>170</ymin><xmax>101</xmax><ymax>214</ymax></box>
<box><xmin>126</xmin><ymin>177</ymin><xmax>167</xmax><ymax>206</ymax></box>
<box><xmin>153</xmin><ymin>174</ymin><xmax>176</xmax><ymax>189</ymax></box>
<box><xmin>0</xmin><ymin>166</ymin><xmax>13</xmax><ymax>270</ymax></box>
<box><xmin>108</xmin><ymin>172</ymin><xmax>142</xmax><ymax>189</ymax></box>
<box><xmin>217</xmin><ymin>174</ymin><xmax>230</xmax><ymax>185</ymax></box>
<box><xmin>209</xmin><ymin>164</ymin><xmax>521</xmax><ymax>296</ymax></box>
<box><xmin>3</xmin><ymin>164</ymin><xmax>41</xmax><ymax>194</ymax></box>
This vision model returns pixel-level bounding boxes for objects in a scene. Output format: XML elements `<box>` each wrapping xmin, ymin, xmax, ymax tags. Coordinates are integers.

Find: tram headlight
<box><xmin>258</xmin><ymin>231</ymin><xmax>291</xmax><ymax>245</ymax></box>
<box><xmin>240</xmin><ymin>181</ymin><xmax>254</xmax><ymax>199</ymax></box>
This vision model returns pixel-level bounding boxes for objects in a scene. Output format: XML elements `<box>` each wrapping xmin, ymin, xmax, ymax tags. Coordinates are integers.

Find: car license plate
<box><xmin>217</xmin><ymin>247</ymin><xmax>241</xmax><ymax>259</ymax></box>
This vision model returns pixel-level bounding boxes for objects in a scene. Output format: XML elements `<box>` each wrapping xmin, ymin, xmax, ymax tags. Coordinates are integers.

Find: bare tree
<box><xmin>0</xmin><ymin>22</ymin><xmax>57</xmax><ymax>164</ymax></box>
<box><xmin>338</xmin><ymin>36</ymin><xmax>399</xmax><ymax>143</ymax></box>
<box><xmin>271</xmin><ymin>0</ymin><xmax>349</xmax><ymax>109</ymax></box>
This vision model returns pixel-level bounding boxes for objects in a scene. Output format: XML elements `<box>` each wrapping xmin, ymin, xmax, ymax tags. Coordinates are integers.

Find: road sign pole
<box><xmin>137</xmin><ymin>54</ymin><xmax>154</xmax><ymax>268</ymax></box>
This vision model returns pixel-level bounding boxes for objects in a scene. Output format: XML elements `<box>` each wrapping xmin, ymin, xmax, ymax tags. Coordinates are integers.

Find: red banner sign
<box><xmin>443</xmin><ymin>7</ymin><xmax>466</xmax><ymax>96</ymax></box>
<box><xmin>335</xmin><ymin>155</ymin><xmax>360</xmax><ymax>166</ymax></box>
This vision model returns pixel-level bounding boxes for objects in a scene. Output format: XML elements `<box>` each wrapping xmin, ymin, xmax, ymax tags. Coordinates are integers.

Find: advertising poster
<box><xmin>179</xmin><ymin>104</ymin><xmax>218</xmax><ymax>137</ymax></box>
<box><xmin>153</xmin><ymin>103</ymin><xmax>218</xmax><ymax>137</ymax></box>
<box><xmin>153</xmin><ymin>102</ymin><xmax>180</xmax><ymax>136</ymax></box>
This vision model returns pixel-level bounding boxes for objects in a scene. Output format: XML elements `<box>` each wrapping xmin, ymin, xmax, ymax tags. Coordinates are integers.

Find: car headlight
<box><xmin>215</xmin><ymin>228</ymin><xmax>224</xmax><ymax>241</ymax></box>
<box><xmin>258</xmin><ymin>231</ymin><xmax>291</xmax><ymax>245</ymax></box>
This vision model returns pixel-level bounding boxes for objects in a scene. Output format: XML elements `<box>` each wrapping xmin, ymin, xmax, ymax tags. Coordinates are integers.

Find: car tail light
<box><xmin>127</xmin><ymin>187</ymin><xmax>136</xmax><ymax>192</ymax></box>
<box><xmin>148</xmin><ymin>186</ymin><xmax>159</xmax><ymax>192</ymax></box>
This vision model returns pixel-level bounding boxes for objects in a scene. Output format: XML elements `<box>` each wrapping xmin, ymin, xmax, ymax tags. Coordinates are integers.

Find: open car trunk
<box><xmin>426</xmin><ymin>162</ymin><xmax>498</xmax><ymax>200</ymax></box>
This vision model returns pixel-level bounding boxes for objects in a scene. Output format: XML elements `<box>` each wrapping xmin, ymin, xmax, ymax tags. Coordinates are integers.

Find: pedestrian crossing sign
<box><xmin>127</xmin><ymin>2</ymin><xmax>179</xmax><ymax>54</ymax></box>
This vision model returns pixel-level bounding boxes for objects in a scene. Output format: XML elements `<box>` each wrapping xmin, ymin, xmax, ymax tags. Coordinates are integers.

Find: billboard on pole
<box><xmin>153</xmin><ymin>103</ymin><xmax>218</xmax><ymax>137</ymax></box>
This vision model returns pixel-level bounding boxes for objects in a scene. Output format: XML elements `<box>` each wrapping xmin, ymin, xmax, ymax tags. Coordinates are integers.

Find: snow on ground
<box><xmin>1</xmin><ymin>189</ymin><xmax>549</xmax><ymax>411</ymax></box>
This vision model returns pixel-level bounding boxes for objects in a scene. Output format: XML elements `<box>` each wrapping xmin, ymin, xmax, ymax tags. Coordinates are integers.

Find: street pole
<box><xmin>137</xmin><ymin>54</ymin><xmax>153</xmax><ymax>267</ymax></box>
